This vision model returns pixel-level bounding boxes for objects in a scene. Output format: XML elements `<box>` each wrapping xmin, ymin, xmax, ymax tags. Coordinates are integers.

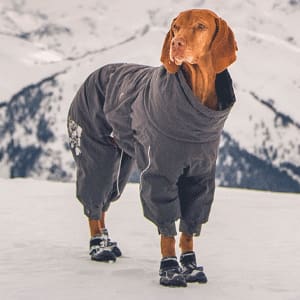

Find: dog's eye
<box><xmin>196</xmin><ymin>23</ymin><xmax>206</xmax><ymax>30</ymax></box>
<box><xmin>172</xmin><ymin>24</ymin><xmax>179</xmax><ymax>32</ymax></box>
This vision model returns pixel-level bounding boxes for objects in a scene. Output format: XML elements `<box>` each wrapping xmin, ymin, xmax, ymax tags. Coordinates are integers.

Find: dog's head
<box><xmin>161</xmin><ymin>9</ymin><xmax>238</xmax><ymax>74</ymax></box>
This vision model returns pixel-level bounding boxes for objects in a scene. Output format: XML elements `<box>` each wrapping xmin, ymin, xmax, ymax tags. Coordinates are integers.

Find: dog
<box><xmin>67</xmin><ymin>9</ymin><xmax>237</xmax><ymax>287</ymax></box>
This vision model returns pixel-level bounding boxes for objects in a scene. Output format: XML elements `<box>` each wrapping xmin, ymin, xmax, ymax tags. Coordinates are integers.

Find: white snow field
<box><xmin>0</xmin><ymin>179</ymin><xmax>299</xmax><ymax>300</ymax></box>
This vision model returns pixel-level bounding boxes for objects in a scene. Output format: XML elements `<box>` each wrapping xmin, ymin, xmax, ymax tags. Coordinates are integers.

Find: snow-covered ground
<box><xmin>0</xmin><ymin>179</ymin><xmax>299</xmax><ymax>300</ymax></box>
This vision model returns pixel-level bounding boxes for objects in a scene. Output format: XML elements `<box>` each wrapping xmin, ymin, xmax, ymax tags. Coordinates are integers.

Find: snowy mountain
<box><xmin>0</xmin><ymin>0</ymin><xmax>300</xmax><ymax>192</ymax></box>
<box><xmin>1</xmin><ymin>179</ymin><xmax>300</xmax><ymax>300</ymax></box>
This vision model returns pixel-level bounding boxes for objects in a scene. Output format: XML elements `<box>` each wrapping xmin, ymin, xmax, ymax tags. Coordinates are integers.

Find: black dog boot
<box><xmin>159</xmin><ymin>257</ymin><xmax>187</xmax><ymax>287</ymax></box>
<box><xmin>89</xmin><ymin>236</ymin><xmax>116</xmax><ymax>262</ymax></box>
<box><xmin>180</xmin><ymin>251</ymin><xmax>207</xmax><ymax>283</ymax></box>
<box><xmin>101</xmin><ymin>228</ymin><xmax>122</xmax><ymax>257</ymax></box>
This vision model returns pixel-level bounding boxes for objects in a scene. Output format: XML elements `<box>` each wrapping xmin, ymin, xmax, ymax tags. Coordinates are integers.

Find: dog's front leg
<box><xmin>160</xmin><ymin>235</ymin><xmax>176</xmax><ymax>257</ymax></box>
<box><xmin>179</xmin><ymin>232</ymin><xmax>193</xmax><ymax>253</ymax></box>
<box><xmin>160</xmin><ymin>233</ymin><xmax>194</xmax><ymax>257</ymax></box>
<box><xmin>159</xmin><ymin>235</ymin><xmax>187</xmax><ymax>287</ymax></box>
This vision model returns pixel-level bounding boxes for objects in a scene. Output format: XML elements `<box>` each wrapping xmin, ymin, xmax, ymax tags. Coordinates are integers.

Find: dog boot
<box><xmin>180</xmin><ymin>251</ymin><xmax>207</xmax><ymax>283</ymax></box>
<box><xmin>159</xmin><ymin>257</ymin><xmax>187</xmax><ymax>287</ymax></box>
<box><xmin>89</xmin><ymin>236</ymin><xmax>116</xmax><ymax>262</ymax></box>
<box><xmin>101</xmin><ymin>228</ymin><xmax>122</xmax><ymax>257</ymax></box>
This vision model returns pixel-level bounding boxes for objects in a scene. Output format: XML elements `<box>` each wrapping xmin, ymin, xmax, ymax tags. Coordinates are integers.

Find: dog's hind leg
<box><xmin>99</xmin><ymin>212</ymin><xmax>106</xmax><ymax>231</ymax></box>
<box><xmin>89</xmin><ymin>218</ymin><xmax>102</xmax><ymax>237</ymax></box>
<box><xmin>88</xmin><ymin>212</ymin><xmax>106</xmax><ymax>237</ymax></box>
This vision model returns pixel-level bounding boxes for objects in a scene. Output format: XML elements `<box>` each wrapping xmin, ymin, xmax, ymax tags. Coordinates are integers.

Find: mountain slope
<box><xmin>0</xmin><ymin>0</ymin><xmax>299</xmax><ymax>191</ymax></box>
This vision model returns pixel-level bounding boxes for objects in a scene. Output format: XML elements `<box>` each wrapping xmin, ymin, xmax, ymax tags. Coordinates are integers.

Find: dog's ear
<box><xmin>211</xmin><ymin>18</ymin><xmax>238</xmax><ymax>74</ymax></box>
<box><xmin>160</xmin><ymin>23</ymin><xmax>179</xmax><ymax>74</ymax></box>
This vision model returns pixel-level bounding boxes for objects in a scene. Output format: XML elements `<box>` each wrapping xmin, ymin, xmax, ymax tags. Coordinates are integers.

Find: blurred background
<box><xmin>0</xmin><ymin>0</ymin><xmax>299</xmax><ymax>192</ymax></box>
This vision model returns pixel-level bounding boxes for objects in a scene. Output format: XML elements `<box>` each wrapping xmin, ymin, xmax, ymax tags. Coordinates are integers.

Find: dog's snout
<box><xmin>172</xmin><ymin>38</ymin><xmax>186</xmax><ymax>49</ymax></box>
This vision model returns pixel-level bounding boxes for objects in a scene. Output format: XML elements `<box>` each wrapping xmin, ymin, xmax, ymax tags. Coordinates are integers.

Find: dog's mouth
<box><xmin>170</xmin><ymin>54</ymin><xmax>195</xmax><ymax>65</ymax></box>
<box><xmin>172</xmin><ymin>56</ymin><xmax>184</xmax><ymax>65</ymax></box>
<box><xmin>170</xmin><ymin>47</ymin><xmax>195</xmax><ymax>65</ymax></box>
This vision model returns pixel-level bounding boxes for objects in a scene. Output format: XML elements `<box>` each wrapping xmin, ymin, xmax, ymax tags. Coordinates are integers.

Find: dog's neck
<box><xmin>182</xmin><ymin>57</ymin><xmax>217</xmax><ymax>110</ymax></box>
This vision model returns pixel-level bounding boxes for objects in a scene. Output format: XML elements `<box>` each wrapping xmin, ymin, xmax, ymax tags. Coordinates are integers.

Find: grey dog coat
<box><xmin>68</xmin><ymin>63</ymin><xmax>235</xmax><ymax>236</ymax></box>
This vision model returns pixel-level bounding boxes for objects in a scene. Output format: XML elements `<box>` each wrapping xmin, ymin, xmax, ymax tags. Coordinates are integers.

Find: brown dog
<box><xmin>68</xmin><ymin>8</ymin><xmax>237</xmax><ymax>287</ymax></box>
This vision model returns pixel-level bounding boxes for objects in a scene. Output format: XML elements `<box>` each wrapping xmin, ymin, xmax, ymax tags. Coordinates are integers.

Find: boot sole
<box><xmin>160</xmin><ymin>277</ymin><xmax>187</xmax><ymax>287</ymax></box>
<box><xmin>185</xmin><ymin>272</ymin><xmax>208</xmax><ymax>283</ymax></box>
<box><xmin>91</xmin><ymin>250</ymin><xmax>116</xmax><ymax>262</ymax></box>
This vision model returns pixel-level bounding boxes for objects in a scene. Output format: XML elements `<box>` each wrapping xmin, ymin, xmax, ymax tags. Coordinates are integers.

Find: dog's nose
<box><xmin>172</xmin><ymin>38</ymin><xmax>186</xmax><ymax>49</ymax></box>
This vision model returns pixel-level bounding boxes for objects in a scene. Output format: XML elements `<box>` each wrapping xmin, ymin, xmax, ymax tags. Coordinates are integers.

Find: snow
<box><xmin>0</xmin><ymin>35</ymin><xmax>63</xmax><ymax>101</ymax></box>
<box><xmin>27</xmin><ymin>49</ymin><xmax>63</xmax><ymax>64</ymax></box>
<box><xmin>0</xmin><ymin>179</ymin><xmax>299</xmax><ymax>300</ymax></box>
